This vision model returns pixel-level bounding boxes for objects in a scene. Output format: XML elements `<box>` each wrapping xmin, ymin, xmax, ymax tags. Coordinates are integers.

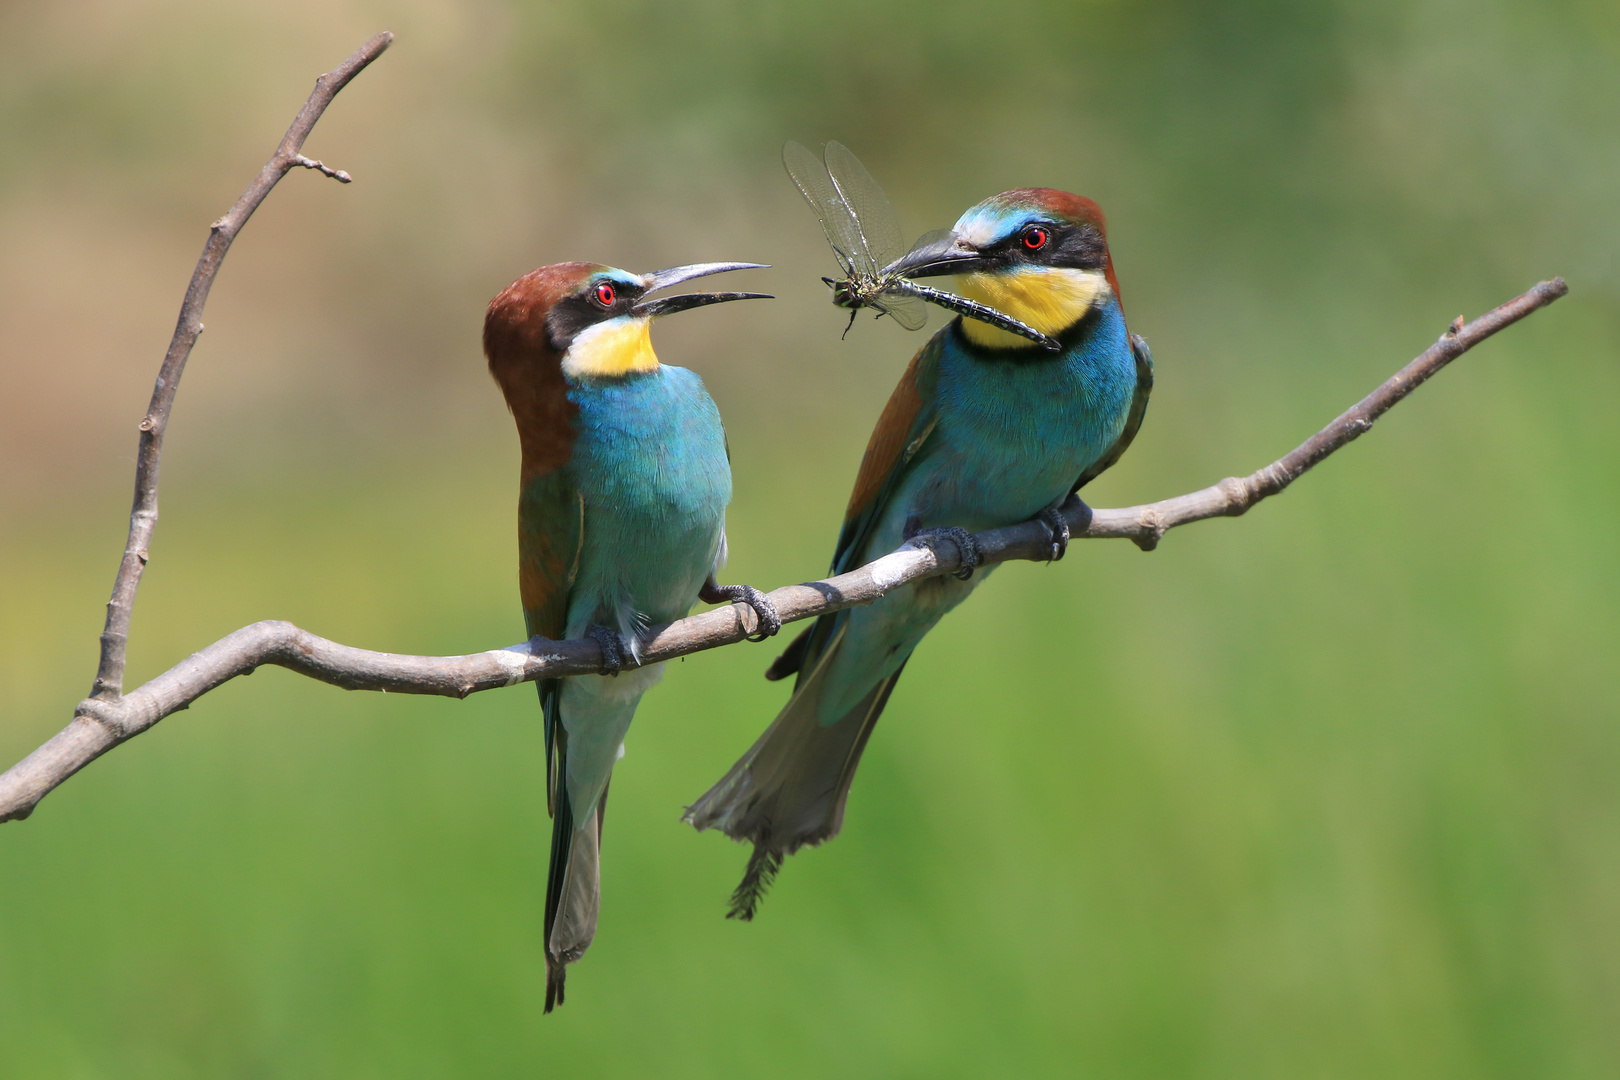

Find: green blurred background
<box><xmin>2</xmin><ymin>1</ymin><xmax>1617</xmax><ymax>1076</ymax></box>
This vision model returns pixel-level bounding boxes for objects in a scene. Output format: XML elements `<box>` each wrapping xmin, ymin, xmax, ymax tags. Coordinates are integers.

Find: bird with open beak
<box><xmin>485</xmin><ymin>259</ymin><xmax>777</xmax><ymax>1010</ymax></box>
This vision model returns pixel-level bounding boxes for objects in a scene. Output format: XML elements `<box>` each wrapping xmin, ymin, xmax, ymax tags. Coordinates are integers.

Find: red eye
<box><xmin>1022</xmin><ymin>226</ymin><xmax>1049</xmax><ymax>250</ymax></box>
<box><xmin>594</xmin><ymin>282</ymin><xmax>616</xmax><ymax>307</ymax></box>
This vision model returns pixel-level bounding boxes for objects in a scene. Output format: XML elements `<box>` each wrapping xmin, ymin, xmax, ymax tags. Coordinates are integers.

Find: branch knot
<box><xmin>75</xmin><ymin>699</ymin><xmax>132</xmax><ymax>738</ymax></box>
<box><xmin>1217</xmin><ymin>475</ymin><xmax>1252</xmax><ymax>514</ymax></box>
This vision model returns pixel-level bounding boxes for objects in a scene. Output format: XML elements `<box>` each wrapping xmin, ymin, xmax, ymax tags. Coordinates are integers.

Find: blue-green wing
<box><xmin>1073</xmin><ymin>332</ymin><xmax>1153</xmax><ymax>492</ymax></box>
<box><xmin>519</xmin><ymin>469</ymin><xmax>584</xmax><ymax>816</ymax></box>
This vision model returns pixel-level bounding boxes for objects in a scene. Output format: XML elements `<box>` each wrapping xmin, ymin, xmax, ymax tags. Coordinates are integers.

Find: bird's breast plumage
<box><xmin>808</xmin><ymin>299</ymin><xmax>1139</xmax><ymax>723</ymax></box>
<box><xmin>916</xmin><ymin>299</ymin><xmax>1136</xmax><ymax>532</ymax></box>
<box><xmin>562</xmin><ymin>365</ymin><xmax>731</xmax><ymax>635</ymax></box>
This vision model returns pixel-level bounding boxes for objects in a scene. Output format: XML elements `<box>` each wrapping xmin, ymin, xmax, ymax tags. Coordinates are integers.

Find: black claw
<box><xmin>706</xmin><ymin>583</ymin><xmax>781</xmax><ymax>642</ymax></box>
<box><xmin>740</xmin><ymin>585</ymin><xmax>782</xmax><ymax>642</ymax></box>
<box><xmin>587</xmin><ymin>624</ymin><xmax>623</xmax><ymax>676</ymax></box>
<box><xmin>1036</xmin><ymin>506</ymin><xmax>1070</xmax><ymax>562</ymax></box>
<box><xmin>912</xmin><ymin>526</ymin><xmax>981</xmax><ymax>580</ymax></box>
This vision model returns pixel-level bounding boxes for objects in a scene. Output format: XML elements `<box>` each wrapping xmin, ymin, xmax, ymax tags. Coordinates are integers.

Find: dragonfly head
<box><xmin>886</xmin><ymin>190</ymin><xmax>1120</xmax><ymax>350</ymax></box>
<box><xmin>486</xmin><ymin>261</ymin><xmax>770</xmax><ymax>385</ymax></box>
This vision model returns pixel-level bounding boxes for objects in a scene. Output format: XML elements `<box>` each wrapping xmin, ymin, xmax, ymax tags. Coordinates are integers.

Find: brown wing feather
<box><xmin>844</xmin><ymin>349</ymin><xmax>927</xmax><ymax>523</ymax></box>
<box><xmin>517</xmin><ymin>481</ymin><xmax>583</xmax><ymax>640</ymax></box>
<box><xmin>485</xmin><ymin>264</ymin><xmax>595</xmax><ymax>814</ymax></box>
<box><xmin>485</xmin><ymin>263</ymin><xmax>599</xmax><ymax>641</ymax></box>
<box><xmin>839</xmin><ymin>333</ymin><xmax>944</xmax><ymax>565</ymax></box>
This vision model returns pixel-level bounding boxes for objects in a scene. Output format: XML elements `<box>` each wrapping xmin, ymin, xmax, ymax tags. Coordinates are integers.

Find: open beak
<box><xmin>632</xmin><ymin>262</ymin><xmax>773</xmax><ymax>318</ymax></box>
<box><xmin>882</xmin><ymin>231</ymin><xmax>989</xmax><ymax>280</ymax></box>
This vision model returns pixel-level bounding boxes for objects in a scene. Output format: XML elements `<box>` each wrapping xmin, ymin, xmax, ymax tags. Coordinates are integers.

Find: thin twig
<box><xmin>1065</xmin><ymin>277</ymin><xmax>1570</xmax><ymax>551</ymax></box>
<box><xmin>291</xmin><ymin>155</ymin><xmax>354</xmax><ymax>183</ymax></box>
<box><xmin>0</xmin><ymin>279</ymin><xmax>1566</xmax><ymax>823</ymax></box>
<box><xmin>90</xmin><ymin>32</ymin><xmax>392</xmax><ymax>705</ymax></box>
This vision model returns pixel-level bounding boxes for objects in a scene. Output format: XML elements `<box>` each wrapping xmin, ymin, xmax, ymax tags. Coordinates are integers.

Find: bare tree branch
<box><xmin>90</xmin><ymin>32</ymin><xmax>392</xmax><ymax>706</ymax></box>
<box><xmin>1064</xmin><ymin>277</ymin><xmax>1570</xmax><ymax>551</ymax></box>
<box><xmin>0</xmin><ymin>276</ymin><xmax>1566</xmax><ymax>823</ymax></box>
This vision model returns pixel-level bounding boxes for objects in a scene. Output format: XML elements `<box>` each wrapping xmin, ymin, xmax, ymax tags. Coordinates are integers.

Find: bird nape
<box><xmin>484</xmin><ymin>258</ymin><xmax>778</xmax><ymax>1011</ymax></box>
<box><xmin>684</xmin><ymin>186</ymin><xmax>1154</xmax><ymax>919</ymax></box>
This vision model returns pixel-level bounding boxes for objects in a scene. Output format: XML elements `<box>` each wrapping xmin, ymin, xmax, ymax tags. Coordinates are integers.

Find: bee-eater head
<box><xmin>485</xmin><ymin>261</ymin><xmax>770</xmax><ymax>385</ymax></box>
<box><xmin>485</xmin><ymin>261</ymin><xmax>768</xmax><ymax>474</ymax></box>
<box><xmin>886</xmin><ymin>189</ymin><xmax>1118</xmax><ymax>350</ymax></box>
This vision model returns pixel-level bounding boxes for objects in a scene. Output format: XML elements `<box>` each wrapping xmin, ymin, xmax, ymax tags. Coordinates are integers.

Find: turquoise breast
<box><xmin>563</xmin><ymin>365</ymin><xmax>731</xmax><ymax>635</ymax></box>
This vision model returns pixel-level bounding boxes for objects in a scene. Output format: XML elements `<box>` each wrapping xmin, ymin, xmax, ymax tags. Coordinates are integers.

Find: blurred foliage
<box><xmin>1</xmin><ymin>0</ymin><xmax>1618</xmax><ymax>1076</ymax></box>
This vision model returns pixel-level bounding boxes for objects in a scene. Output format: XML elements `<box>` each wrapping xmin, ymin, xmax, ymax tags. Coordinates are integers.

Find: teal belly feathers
<box><xmin>540</xmin><ymin>366</ymin><xmax>730</xmax><ymax>821</ymax></box>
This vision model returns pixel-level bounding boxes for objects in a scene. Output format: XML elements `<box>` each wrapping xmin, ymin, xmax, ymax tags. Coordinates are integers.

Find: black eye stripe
<box><xmin>546</xmin><ymin>281</ymin><xmax>646</xmax><ymax>350</ymax></box>
<box><xmin>1047</xmin><ymin>225</ymin><xmax>1107</xmax><ymax>270</ymax></box>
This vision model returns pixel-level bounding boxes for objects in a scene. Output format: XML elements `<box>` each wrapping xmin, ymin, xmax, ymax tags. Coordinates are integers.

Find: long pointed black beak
<box><xmin>632</xmin><ymin>262</ymin><xmax>772</xmax><ymax>318</ymax></box>
<box><xmin>883</xmin><ymin>232</ymin><xmax>989</xmax><ymax>279</ymax></box>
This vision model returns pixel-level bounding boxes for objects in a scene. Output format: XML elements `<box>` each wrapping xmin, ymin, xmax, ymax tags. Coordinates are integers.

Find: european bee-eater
<box><xmin>485</xmin><ymin>259</ymin><xmax>777</xmax><ymax>1010</ymax></box>
<box><xmin>686</xmin><ymin>190</ymin><xmax>1153</xmax><ymax>918</ymax></box>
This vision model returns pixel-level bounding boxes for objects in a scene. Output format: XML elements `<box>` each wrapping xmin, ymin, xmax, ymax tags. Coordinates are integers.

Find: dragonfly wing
<box><xmin>822</xmin><ymin>141</ymin><xmax>905</xmax><ymax>277</ymax></box>
<box><xmin>783</xmin><ymin>141</ymin><xmax>862</xmax><ymax>279</ymax></box>
<box><xmin>899</xmin><ymin>228</ymin><xmax>954</xmax><ymax>265</ymax></box>
<box><xmin>875</xmin><ymin>291</ymin><xmax>928</xmax><ymax>331</ymax></box>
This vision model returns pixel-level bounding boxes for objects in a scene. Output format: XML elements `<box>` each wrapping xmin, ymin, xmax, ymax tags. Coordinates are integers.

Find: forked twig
<box><xmin>91</xmin><ymin>31</ymin><xmax>392</xmax><ymax>706</ymax></box>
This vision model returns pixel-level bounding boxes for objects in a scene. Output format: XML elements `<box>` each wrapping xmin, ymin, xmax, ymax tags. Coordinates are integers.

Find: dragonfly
<box><xmin>783</xmin><ymin>140</ymin><xmax>1061</xmax><ymax>350</ymax></box>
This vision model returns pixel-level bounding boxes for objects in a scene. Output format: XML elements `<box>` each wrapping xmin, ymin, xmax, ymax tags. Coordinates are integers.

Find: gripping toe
<box><xmin>702</xmin><ymin>580</ymin><xmax>781</xmax><ymax>642</ymax></box>
<box><xmin>910</xmin><ymin>525</ymin><xmax>982</xmax><ymax>580</ymax></box>
<box><xmin>586</xmin><ymin>624</ymin><xmax>623</xmax><ymax>676</ymax></box>
<box><xmin>1035</xmin><ymin>506</ymin><xmax>1070</xmax><ymax>562</ymax></box>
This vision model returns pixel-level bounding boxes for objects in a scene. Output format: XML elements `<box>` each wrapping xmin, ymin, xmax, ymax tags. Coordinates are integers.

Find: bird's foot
<box><xmin>908</xmin><ymin>525</ymin><xmax>982</xmax><ymax>580</ymax></box>
<box><xmin>586</xmin><ymin>624</ymin><xmax>624</xmax><ymax>676</ymax></box>
<box><xmin>700</xmin><ymin>579</ymin><xmax>781</xmax><ymax>642</ymax></box>
<box><xmin>1035</xmin><ymin>506</ymin><xmax>1071</xmax><ymax>562</ymax></box>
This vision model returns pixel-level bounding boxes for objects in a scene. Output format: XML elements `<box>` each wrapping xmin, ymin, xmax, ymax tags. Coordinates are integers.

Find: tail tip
<box><xmin>726</xmin><ymin>845</ymin><xmax>784</xmax><ymax>921</ymax></box>
<box><xmin>544</xmin><ymin>955</ymin><xmax>567</xmax><ymax>1013</ymax></box>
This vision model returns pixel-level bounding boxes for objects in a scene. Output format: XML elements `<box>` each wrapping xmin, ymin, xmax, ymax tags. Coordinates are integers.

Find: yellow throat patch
<box><xmin>561</xmin><ymin>316</ymin><xmax>659</xmax><ymax>378</ymax></box>
<box><xmin>955</xmin><ymin>266</ymin><xmax>1110</xmax><ymax>350</ymax></box>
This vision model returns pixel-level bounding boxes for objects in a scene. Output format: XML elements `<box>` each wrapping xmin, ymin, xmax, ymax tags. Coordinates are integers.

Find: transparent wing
<box><xmin>822</xmin><ymin>140</ymin><xmax>906</xmax><ymax>275</ymax></box>
<box><xmin>904</xmin><ymin>228</ymin><xmax>954</xmax><ymax>256</ymax></box>
<box><xmin>783</xmin><ymin>141</ymin><xmax>861</xmax><ymax>279</ymax></box>
<box><xmin>871</xmin><ymin>291</ymin><xmax>928</xmax><ymax>331</ymax></box>
<box><xmin>890</xmin><ymin>228</ymin><xmax>955</xmax><ymax>275</ymax></box>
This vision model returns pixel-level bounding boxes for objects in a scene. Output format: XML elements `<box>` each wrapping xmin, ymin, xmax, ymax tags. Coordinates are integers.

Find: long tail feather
<box><xmin>727</xmin><ymin>845</ymin><xmax>783</xmax><ymax>921</ymax></box>
<box><xmin>542</xmin><ymin>781</ymin><xmax>574</xmax><ymax>1013</ymax></box>
<box><xmin>687</xmin><ymin>634</ymin><xmax>908</xmax><ymax>917</ymax></box>
<box><xmin>542</xmin><ymin>735</ymin><xmax>605</xmax><ymax>1013</ymax></box>
<box><xmin>764</xmin><ymin>624</ymin><xmax>814</xmax><ymax>682</ymax></box>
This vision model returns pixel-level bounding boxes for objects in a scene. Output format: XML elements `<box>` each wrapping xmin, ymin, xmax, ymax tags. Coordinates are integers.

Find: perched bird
<box><xmin>485</xmin><ymin>259</ymin><xmax>778</xmax><ymax>1011</ymax></box>
<box><xmin>686</xmin><ymin>189</ymin><xmax>1153</xmax><ymax>919</ymax></box>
